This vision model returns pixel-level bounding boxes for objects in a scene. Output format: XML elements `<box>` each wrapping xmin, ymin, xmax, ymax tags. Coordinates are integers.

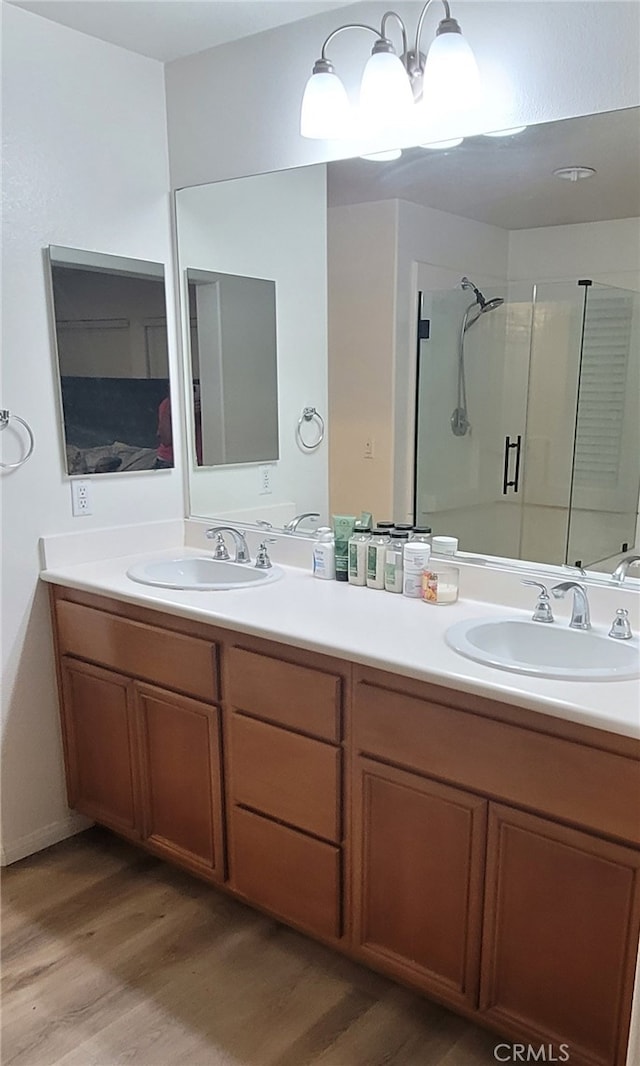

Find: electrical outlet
<box><xmin>259</xmin><ymin>465</ymin><xmax>273</xmax><ymax>495</ymax></box>
<box><xmin>364</xmin><ymin>436</ymin><xmax>375</xmax><ymax>459</ymax></box>
<box><xmin>71</xmin><ymin>479</ymin><xmax>92</xmax><ymax>516</ymax></box>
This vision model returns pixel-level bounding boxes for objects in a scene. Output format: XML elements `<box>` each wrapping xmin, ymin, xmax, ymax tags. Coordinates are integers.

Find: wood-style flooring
<box><xmin>2</xmin><ymin>828</ymin><xmax>500</xmax><ymax>1066</ymax></box>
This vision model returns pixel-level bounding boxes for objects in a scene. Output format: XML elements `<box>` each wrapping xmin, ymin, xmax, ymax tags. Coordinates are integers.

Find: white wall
<box><xmin>1</xmin><ymin>5</ymin><xmax>181</xmax><ymax>863</ymax></box>
<box><xmin>178</xmin><ymin>167</ymin><xmax>328</xmax><ymax>526</ymax></box>
<box><xmin>165</xmin><ymin>1</ymin><xmax>640</xmax><ymax>188</ymax></box>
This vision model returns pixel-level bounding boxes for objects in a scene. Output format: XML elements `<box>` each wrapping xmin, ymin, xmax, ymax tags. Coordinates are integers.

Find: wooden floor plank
<box><xmin>1</xmin><ymin>828</ymin><xmax>501</xmax><ymax>1066</ymax></box>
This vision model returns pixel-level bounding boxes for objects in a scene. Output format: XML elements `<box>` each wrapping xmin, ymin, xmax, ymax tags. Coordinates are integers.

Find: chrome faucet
<box><xmin>550</xmin><ymin>581</ymin><xmax>591</xmax><ymax>630</ymax></box>
<box><xmin>283</xmin><ymin>512</ymin><xmax>320</xmax><ymax>533</ymax></box>
<box><xmin>205</xmin><ymin>526</ymin><xmax>251</xmax><ymax>564</ymax></box>
<box><xmin>611</xmin><ymin>555</ymin><xmax>640</xmax><ymax>583</ymax></box>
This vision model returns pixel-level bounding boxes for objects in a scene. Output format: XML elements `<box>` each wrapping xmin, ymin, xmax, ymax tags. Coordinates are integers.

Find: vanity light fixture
<box><xmin>553</xmin><ymin>166</ymin><xmax>597</xmax><ymax>182</ymax></box>
<box><xmin>420</xmin><ymin>137</ymin><xmax>464</xmax><ymax>149</ymax></box>
<box><xmin>483</xmin><ymin>126</ymin><xmax>527</xmax><ymax>137</ymax></box>
<box><xmin>300</xmin><ymin>0</ymin><xmax>481</xmax><ymax>140</ymax></box>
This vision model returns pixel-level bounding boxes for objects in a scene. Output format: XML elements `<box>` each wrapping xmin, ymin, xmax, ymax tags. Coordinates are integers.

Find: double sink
<box><xmin>126</xmin><ymin>550</ymin><xmax>639</xmax><ymax>684</ymax></box>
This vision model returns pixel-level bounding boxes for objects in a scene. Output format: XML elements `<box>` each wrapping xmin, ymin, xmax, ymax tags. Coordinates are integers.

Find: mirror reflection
<box><xmin>175</xmin><ymin>107</ymin><xmax>640</xmax><ymax>570</ymax></box>
<box><xmin>186</xmin><ymin>268</ymin><xmax>279</xmax><ymax>467</ymax></box>
<box><xmin>48</xmin><ymin>246</ymin><xmax>173</xmax><ymax>475</ymax></box>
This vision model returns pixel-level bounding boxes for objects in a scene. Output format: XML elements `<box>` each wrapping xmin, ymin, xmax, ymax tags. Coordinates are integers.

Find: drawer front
<box><xmin>230</xmin><ymin>806</ymin><xmax>341</xmax><ymax>941</ymax></box>
<box><xmin>230</xmin><ymin>713</ymin><xmax>341</xmax><ymax>842</ymax></box>
<box><xmin>353</xmin><ymin>680</ymin><xmax>640</xmax><ymax>845</ymax></box>
<box><xmin>226</xmin><ymin>646</ymin><xmax>341</xmax><ymax>742</ymax></box>
<box><xmin>56</xmin><ymin>600</ymin><xmax>218</xmax><ymax>703</ymax></box>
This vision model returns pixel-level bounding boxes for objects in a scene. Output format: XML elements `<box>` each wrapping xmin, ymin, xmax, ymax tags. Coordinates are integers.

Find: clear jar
<box><xmin>348</xmin><ymin>523</ymin><xmax>371</xmax><ymax>586</ymax></box>
<box><xmin>422</xmin><ymin>562</ymin><xmax>460</xmax><ymax>605</ymax></box>
<box><xmin>431</xmin><ymin>535</ymin><xmax>458</xmax><ymax>556</ymax></box>
<box><xmin>366</xmin><ymin>528</ymin><xmax>391</xmax><ymax>590</ymax></box>
<box><xmin>403</xmin><ymin>542</ymin><xmax>431</xmax><ymax>598</ymax></box>
<box><xmin>411</xmin><ymin>526</ymin><xmax>432</xmax><ymax>548</ymax></box>
<box><xmin>384</xmin><ymin>531</ymin><xmax>409</xmax><ymax>593</ymax></box>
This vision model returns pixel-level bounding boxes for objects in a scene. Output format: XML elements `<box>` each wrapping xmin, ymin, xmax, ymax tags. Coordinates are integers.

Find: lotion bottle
<box><xmin>313</xmin><ymin>527</ymin><xmax>335</xmax><ymax>580</ymax></box>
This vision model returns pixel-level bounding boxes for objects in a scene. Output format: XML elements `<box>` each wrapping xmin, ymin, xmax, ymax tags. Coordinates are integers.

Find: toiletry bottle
<box><xmin>366</xmin><ymin>527</ymin><xmax>391</xmax><ymax>590</ymax></box>
<box><xmin>332</xmin><ymin>515</ymin><xmax>357</xmax><ymax>582</ymax></box>
<box><xmin>431</xmin><ymin>535</ymin><xmax>458</xmax><ymax>556</ymax></box>
<box><xmin>393</xmin><ymin>523</ymin><xmax>414</xmax><ymax>536</ymax></box>
<box><xmin>313</xmin><ymin>527</ymin><xmax>335</xmax><ymax>580</ymax></box>
<box><xmin>411</xmin><ymin>526</ymin><xmax>432</xmax><ymax>548</ymax></box>
<box><xmin>348</xmin><ymin>522</ymin><xmax>371</xmax><ymax>586</ymax></box>
<box><xmin>384</xmin><ymin>530</ymin><xmax>410</xmax><ymax>593</ymax></box>
<box><xmin>403</xmin><ymin>541</ymin><xmax>431</xmax><ymax>598</ymax></box>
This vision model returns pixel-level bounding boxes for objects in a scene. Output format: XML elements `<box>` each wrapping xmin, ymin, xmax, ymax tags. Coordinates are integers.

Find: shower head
<box><xmin>481</xmin><ymin>297</ymin><xmax>505</xmax><ymax>313</ymax></box>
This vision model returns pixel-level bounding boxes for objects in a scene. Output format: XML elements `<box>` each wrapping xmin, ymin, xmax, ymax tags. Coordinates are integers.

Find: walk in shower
<box><xmin>414</xmin><ymin>279</ymin><xmax>640</xmax><ymax>568</ymax></box>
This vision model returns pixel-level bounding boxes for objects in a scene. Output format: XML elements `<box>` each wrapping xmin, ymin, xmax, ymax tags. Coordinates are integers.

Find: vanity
<box><xmin>42</xmin><ymin>539</ymin><xmax>640</xmax><ymax>1066</ymax></box>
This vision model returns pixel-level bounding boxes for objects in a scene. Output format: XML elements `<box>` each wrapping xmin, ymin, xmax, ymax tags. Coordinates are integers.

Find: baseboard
<box><xmin>0</xmin><ymin>812</ymin><xmax>93</xmax><ymax>866</ymax></box>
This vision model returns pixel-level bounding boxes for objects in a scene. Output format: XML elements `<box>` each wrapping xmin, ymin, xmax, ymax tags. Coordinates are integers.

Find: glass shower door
<box><xmin>565</xmin><ymin>282</ymin><xmax>640</xmax><ymax>567</ymax></box>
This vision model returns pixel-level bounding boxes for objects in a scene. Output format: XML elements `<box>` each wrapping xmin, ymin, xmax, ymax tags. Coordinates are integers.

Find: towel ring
<box><xmin>296</xmin><ymin>406</ymin><xmax>325</xmax><ymax>452</ymax></box>
<box><xmin>0</xmin><ymin>409</ymin><xmax>35</xmax><ymax>470</ymax></box>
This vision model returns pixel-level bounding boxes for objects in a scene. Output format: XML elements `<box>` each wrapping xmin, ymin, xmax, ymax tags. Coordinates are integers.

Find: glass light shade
<box><xmin>300</xmin><ymin>71</ymin><xmax>350</xmax><ymax>139</ymax></box>
<box><xmin>421</xmin><ymin>30</ymin><xmax>481</xmax><ymax>114</ymax></box>
<box><xmin>359</xmin><ymin>50</ymin><xmax>414</xmax><ymax>132</ymax></box>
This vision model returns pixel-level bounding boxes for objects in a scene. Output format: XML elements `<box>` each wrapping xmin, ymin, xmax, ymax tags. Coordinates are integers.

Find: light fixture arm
<box><xmin>380</xmin><ymin>11</ymin><xmax>408</xmax><ymax>59</ymax></box>
<box><xmin>414</xmin><ymin>0</ymin><xmax>451</xmax><ymax>58</ymax></box>
<box><xmin>319</xmin><ymin>23</ymin><xmax>385</xmax><ymax>62</ymax></box>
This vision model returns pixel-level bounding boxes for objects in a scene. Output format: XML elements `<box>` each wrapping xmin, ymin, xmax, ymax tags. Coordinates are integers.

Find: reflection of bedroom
<box><xmin>51</xmin><ymin>263</ymin><xmax>171</xmax><ymax>473</ymax></box>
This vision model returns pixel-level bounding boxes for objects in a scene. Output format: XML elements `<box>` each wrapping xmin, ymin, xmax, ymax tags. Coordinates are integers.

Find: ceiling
<box><xmin>328</xmin><ymin>108</ymin><xmax>640</xmax><ymax>229</ymax></box>
<box><xmin>7</xmin><ymin>0</ymin><xmax>355</xmax><ymax>62</ymax></box>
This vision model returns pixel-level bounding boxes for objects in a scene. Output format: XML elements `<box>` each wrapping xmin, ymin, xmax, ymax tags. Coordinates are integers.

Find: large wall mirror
<box><xmin>47</xmin><ymin>246</ymin><xmax>173</xmax><ymax>475</ymax></box>
<box><xmin>175</xmin><ymin>106</ymin><xmax>640</xmax><ymax>569</ymax></box>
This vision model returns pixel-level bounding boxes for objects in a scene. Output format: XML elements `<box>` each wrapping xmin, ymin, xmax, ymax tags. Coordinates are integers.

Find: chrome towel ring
<box><xmin>296</xmin><ymin>406</ymin><xmax>325</xmax><ymax>452</ymax></box>
<box><xmin>0</xmin><ymin>409</ymin><xmax>35</xmax><ymax>470</ymax></box>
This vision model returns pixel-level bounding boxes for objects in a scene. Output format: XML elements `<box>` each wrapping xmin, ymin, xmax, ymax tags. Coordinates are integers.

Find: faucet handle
<box><xmin>522</xmin><ymin>580</ymin><xmax>554</xmax><ymax>623</ymax></box>
<box><xmin>609</xmin><ymin>608</ymin><xmax>633</xmax><ymax>640</ymax></box>
<box><xmin>255</xmin><ymin>540</ymin><xmax>275</xmax><ymax>570</ymax></box>
<box><xmin>208</xmin><ymin>531</ymin><xmax>230</xmax><ymax>560</ymax></box>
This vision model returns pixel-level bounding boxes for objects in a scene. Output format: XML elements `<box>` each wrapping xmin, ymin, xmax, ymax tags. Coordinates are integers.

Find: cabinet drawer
<box><xmin>226</xmin><ymin>646</ymin><xmax>341</xmax><ymax>742</ymax></box>
<box><xmin>230</xmin><ymin>713</ymin><xmax>341</xmax><ymax>842</ymax></box>
<box><xmin>56</xmin><ymin>600</ymin><xmax>218</xmax><ymax>703</ymax></box>
<box><xmin>353</xmin><ymin>680</ymin><xmax>640</xmax><ymax>844</ymax></box>
<box><xmin>230</xmin><ymin>806</ymin><xmax>341</xmax><ymax>941</ymax></box>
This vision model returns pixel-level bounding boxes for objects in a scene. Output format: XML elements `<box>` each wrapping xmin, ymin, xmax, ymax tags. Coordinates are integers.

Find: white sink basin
<box><xmin>445</xmin><ymin>617</ymin><xmax>639</xmax><ymax>681</ymax></box>
<box><xmin>127</xmin><ymin>556</ymin><xmax>283</xmax><ymax>591</ymax></box>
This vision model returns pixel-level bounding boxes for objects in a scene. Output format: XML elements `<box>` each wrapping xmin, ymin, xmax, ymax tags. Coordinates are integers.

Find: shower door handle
<box><xmin>502</xmin><ymin>435</ymin><xmax>522</xmax><ymax>494</ymax></box>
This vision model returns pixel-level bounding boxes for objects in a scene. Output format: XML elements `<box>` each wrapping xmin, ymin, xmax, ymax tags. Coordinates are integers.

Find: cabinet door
<box><xmin>480</xmin><ymin>804</ymin><xmax>640</xmax><ymax>1066</ymax></box>
<box><xmin>352</xmin><ymin>757</ymin><xmax>487</xmax><ymax>1009</ymax></box>
<box><xmin>61</xmin><ymin>658</ymin><xmax>140</xmax><ymax>839</ymax></box>
<box><xmin>135</xmin><ymin>683</ymin><xmax>225</xmax><ymax>881</ymax></box>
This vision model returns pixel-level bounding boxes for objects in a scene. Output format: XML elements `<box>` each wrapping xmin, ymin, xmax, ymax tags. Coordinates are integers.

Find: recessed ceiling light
<box><xmin>553</xmin><ymin>166</ymin><xmax>596</xmax><ymax>182</ymax></box>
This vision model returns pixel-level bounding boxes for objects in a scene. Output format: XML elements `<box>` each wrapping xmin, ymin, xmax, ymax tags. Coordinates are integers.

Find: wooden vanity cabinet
<box><xmin>351</xmin><ymin>665</ymin><xmax>640</xmax><ymax>1066</ymax></box>
<box><xmin>52</xmin><ymin>588</ymin><xmax>225</xmax><ymax>882</ymax></box>
<box><xmin>224</xmin><ymin>641</ymin><xmax>347</xmax><ymax>943</ymax></box>
<box><xmin>60</xmin><ymin>657</ymin><xmax>141</xmax><ymax>840</ymax></box>
<box><xmin>50</xmin><ymin>586</ymin><xmax>640</xmax><ymax>1065</ymax></box>
<box><xmin>353</xmin><ymin>756</ymin><xmax>487</xmax><ymax>1010</ymax></box>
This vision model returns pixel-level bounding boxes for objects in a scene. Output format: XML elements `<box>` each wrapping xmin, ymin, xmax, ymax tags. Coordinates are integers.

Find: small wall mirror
<box><xmin>47</xmin><ymin>246</ymin><xmax>173</xmax><ymax>475</ymax></box>
<box><xmin>186</xmin><ymin>268</ymin><xmax>278</xmax><ymax>467</ymax></box>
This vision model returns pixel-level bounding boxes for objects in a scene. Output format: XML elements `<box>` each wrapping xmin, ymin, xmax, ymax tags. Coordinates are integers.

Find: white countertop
<box><xmin>41</xmin><ymin>541</ymin><xmax>640</xmax><ymax>741</ymax></box>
